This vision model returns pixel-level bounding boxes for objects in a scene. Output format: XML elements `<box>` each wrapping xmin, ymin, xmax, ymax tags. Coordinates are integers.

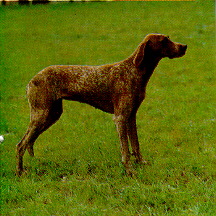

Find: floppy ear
<box><xmin>133</xmin><ymin>40</ymin><xmax>149</xmax><ymax>68</ymax></box>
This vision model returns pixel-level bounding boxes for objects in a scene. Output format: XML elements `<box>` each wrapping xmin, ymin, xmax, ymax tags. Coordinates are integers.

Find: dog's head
<box><xmin>134</xmin><ymin>34</ymin><xmax>187</xmax><ymax>67</ymax></box>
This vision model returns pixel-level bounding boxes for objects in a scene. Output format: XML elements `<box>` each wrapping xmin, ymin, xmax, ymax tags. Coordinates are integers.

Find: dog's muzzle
<box><xmin>169</xmin><ymin>44</ymin><xmax>187</xmax><ymax>59</ymax></box>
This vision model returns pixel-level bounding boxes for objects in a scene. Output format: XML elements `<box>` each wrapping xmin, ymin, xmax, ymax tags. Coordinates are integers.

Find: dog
<box><xmin>16</xmin><ymin>33</ymin><xmax>187</xmax><ymax>176</ymax></box>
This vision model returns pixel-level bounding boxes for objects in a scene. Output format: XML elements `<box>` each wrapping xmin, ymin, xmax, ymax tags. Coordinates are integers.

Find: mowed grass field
<box><xmin>0</xmin><ymin>1</ymin><xmax>215</xmax><ymax>215</ymax></box>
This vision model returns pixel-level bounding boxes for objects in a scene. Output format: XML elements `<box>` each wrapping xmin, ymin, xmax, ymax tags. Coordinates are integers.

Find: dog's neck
<box><xmin>124</xmin><ymin>51</ymin><xmax>162</xmax><ymax>86</ymax></box>
<box><xmin>139</xmin><ymin>55</ymin><xmax>162</xmax><ymax>89</ymax></box>
<box><xmin>128</xmin><ymin>50</ymin><xmax>162</xmax><ymax>72</ymax></box>
<box><xmin>137</xmin><ymin>54</ymin><xmax>162</xmax><ymax>81</ymax></box>
<box><xmin>143</xmin><ymin>55</ymin><xmax>161</xmax><ymax>70</ymax></box>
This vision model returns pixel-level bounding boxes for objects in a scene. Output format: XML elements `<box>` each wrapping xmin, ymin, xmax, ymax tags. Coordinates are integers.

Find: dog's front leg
<box><xmin>127</xmin><ymin>114</ymin><xmax>145</xmax><ymax>164</ymax></box>
<box><xmin>113</xmin><ymin>114</ymin><xmax>133</xmax><ymax>175</ymax></box>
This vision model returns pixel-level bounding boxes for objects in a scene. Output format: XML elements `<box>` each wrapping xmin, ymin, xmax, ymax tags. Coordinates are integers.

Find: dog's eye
<box><xmin>164</xmin><ymin>36</ymin><xmax>170</xmax><ymax>41</ymax></box>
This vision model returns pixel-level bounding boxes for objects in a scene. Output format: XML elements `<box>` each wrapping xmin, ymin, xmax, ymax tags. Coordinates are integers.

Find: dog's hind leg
<box><xmin>16</xmin><ymin>99</ymin><xmax>63</xmax><ymax>176</ymax></box>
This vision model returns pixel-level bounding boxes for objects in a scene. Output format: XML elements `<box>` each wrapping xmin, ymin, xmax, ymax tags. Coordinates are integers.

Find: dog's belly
<box><xmin>63</xmin><ymin>93</ymin><xmax>114</xmax><ymax>114</ymax></box>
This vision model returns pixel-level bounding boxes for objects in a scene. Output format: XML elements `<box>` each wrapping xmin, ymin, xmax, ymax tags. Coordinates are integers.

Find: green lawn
<box><xmin>1</xmin><ymin>1</ymin><xmax>215</xmax><ymax>215</ymax></box>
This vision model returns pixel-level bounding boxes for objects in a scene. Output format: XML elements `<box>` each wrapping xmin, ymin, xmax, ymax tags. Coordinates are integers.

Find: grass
<box><xmin>1</xmin><ymin>1</ymin><xmax>215</xmax><ymax>215</ymax></box>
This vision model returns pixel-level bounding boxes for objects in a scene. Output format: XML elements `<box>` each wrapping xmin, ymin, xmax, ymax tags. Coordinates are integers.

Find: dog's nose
<box><xmin>182</xmin><ymin>44</ymin><xmax>187</xmax><ymax>51</ymax></box>
<box><xmin>179</xmin><ymin>44</ymin><xmax>187</xmax><ymax>55</ymax></box>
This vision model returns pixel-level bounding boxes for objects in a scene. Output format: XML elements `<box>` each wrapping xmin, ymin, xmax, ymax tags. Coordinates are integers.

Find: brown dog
<box><xmin>16</xmin><ymin>34</ymin><xmax>187</xmax><ymax>176</ymax></box>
